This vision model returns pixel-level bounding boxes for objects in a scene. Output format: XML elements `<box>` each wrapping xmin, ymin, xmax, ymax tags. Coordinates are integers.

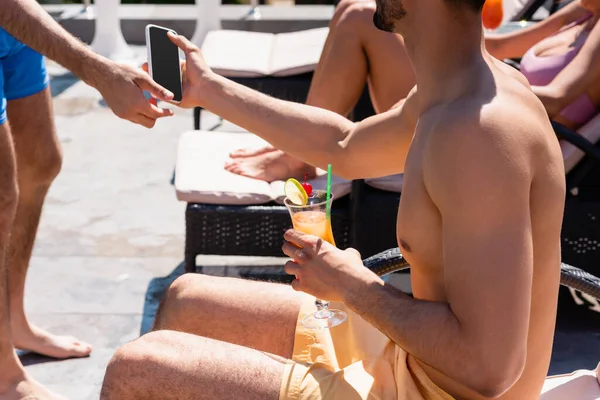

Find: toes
<box><xmin>230</xmin><ymin>146</ymin><xmax>276</xmax><ymax>158</ymax></box>
<box><xmin>228</xmin><ymin>162</ymin><xmax>248</xmax><ymax>176</ymax></box>
<box><xmin>237</xmin><ymin>167</ymin><xmax>266</xmax><ymax>181</ymax></box>
<box><xmin>71</xmin><ymin>345</ymin><xmax>92</xmax><ymax>357</ymax></box>
<box><xmin>13</xmin><ymin>330</ymin><xmax>92</xmax><ymax>359</ymax></box>
<box><xmin>229</xmin><ymin>150</ymin><xmax>248</xmax><ymax>158</ymax></box>
<box><xmin>224</xmin><ymin>160</ymin><xmax>235</xmax><ymax>169</ymax></box>
<box><xmin>66</xmin><ymin>336</ymin><xmax>93</xmax><ymax>356</ymax></box>
<box><xmin>224</xmin><ymin>161</ymin><xmax>239</xmax><ymax>173</ymax></box>
<box><xmin>229</xmin><ymin>148</ymin><xmax>259</xmax><ymax>158</ymax></box>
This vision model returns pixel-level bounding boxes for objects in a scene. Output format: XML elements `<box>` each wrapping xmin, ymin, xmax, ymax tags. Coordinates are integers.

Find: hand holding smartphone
<box><xmin>145</xmin><ymin>25</ymin><xmax>183</xmax><ymax>103</ymax></box>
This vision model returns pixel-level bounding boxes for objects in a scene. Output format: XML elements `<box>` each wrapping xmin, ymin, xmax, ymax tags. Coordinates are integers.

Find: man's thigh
<box><xmin>3</xmin><ymin>44</ymin><xmax>56</xmax><ymax>175</ymax></box>
<box><xmin>7</xmin><ymin>88</ymin><xmax>60</xmax><ymax>180</ymax></box>
<box><xmin>157</xmin><ymin>274</ymin><xmax>304</xmax><ymax>358</ymax></box>
<box><xmin>103</xmin><ymin>330</ymin><xmax>285</xmax><ymax>400</ymax></box>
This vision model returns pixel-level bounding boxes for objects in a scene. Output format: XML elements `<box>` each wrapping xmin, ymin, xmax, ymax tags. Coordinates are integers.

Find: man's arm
<box><xmin>343</xmin><ymin>114</ymin><xmax>536</xmax><ymax>397</ymax></box>
<box><xmin>207</xmin><ymin>75</ymin><xmax>417</xmax><ymax>179</ymax></box>
<box><xmin>171</xmin><ymin>34</ymin><xmax>418</xmax><ymax>179</ymax></box>
<box><xmin>0</xmin><ymin>0</ymin><xmax>173</xmax><ymax>127</ymax></box>
<box><xmin>1</xmin><ymin>0</ymin><xmax>106</xmax><ymax>87</ymax></box>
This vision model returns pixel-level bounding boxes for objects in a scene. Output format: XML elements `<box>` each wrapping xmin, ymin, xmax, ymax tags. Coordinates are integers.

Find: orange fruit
<box><xmin>482</xmin><ymin>0</ymin><xmax>504</xmax><ymax>30</ymax></box>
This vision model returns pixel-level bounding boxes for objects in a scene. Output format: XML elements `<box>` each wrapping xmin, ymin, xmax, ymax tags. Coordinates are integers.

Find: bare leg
<box><xmin>225</xmin><ymin>0</ymin><xmax>415</xmax><ymax>182</ymax></box>
<box><xmin>7</xmin><ymin>88</ymin><xmax>91</xmax><ymax>359</ymax></box>
<box><xmin>153</xmin><ymin>274</ymin><xmax>303</xmax><ymax>358</ymax></box>
<box><xmin>227</xmin><ymin>0</ymin><xmax>373</xmax><ymax>160</ymax></box>
<box><xmin>101</xmin><ymin>331</ymin><xmax>284</xmax><ymax>400</ymax></box>
<box><xmin>0</xmin><ymin>121</ymin><xmax>65</xmax><ymax>400</ymax></box>
<box><xmin>228</xmin><ymin>0</ymin><xmax>372</xmax><ymax>162</ymax></box>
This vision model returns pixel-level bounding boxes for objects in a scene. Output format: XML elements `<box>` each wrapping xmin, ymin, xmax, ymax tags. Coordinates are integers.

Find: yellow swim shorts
<box><xmin>279</xmin><ymin>294</ymin><xmax>455</xmax><ymax>400</ymax></box>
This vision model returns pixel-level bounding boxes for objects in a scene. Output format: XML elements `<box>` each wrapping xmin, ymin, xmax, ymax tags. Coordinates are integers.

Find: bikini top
<box><xmin>520</xmin><ymin>13</ymin><xmax>597</xmax><ymax>126</ymax></box>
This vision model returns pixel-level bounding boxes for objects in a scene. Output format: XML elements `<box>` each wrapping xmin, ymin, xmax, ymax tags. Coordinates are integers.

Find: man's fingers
<box><xmin>291</xmin><ymin>279</ymin><xmax>303</xmax><ymax>292</ymax></box>
<box><xmin>282</xmin><ymin>242</ymin><xmax>309</xmax><ymax>262</ymax></box>
<box><xmin>132</xmin><ymin>114</ymin><xmax>156</xmax><ymax>129</ymax></box>
<box><xmin>136</xmin><ymin>75</ymin><xmax>174</xmax><ymax>101</ymax></box>
<box><xmin>137</xmin><ymin>99</ymin><xmax>173</xmax><ymax>120</ymax></box>
<box><xmin>284</xmin><ymin>260</ymin><xmax>300</xmax><ymax>276</ymax></box>
<box><xmin>179</xmin><ymin>60</ymin><xmax>187</xmax><ymax>83</ymax></box>
<box><xmin>345</xmin><ymin>248</ymin><xmax>362</xmax><ymax>259</ymax></box>
<box><xmin>284</xmin><ymin>229</ymin><xmax>316</xmax><ymax>252</ymax></box>
<box><xmin>142</xmin><ymin>102</ymin><xmax>174</xmax><ymax>119</ymax></box>
<box><xmin>168</xmin><ymin>31</ymin><xmax>197</xmax><ymax>53</ymax></box>
<box><xmin>142</xmin><ymin>62</ymin><xmax>149</xmax><ymax>73</ymax></box>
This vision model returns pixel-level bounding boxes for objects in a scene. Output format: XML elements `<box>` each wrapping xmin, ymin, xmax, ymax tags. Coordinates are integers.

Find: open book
<box><xmin>201</xmin><ymin>28</ymin><xmax>329</xmax><ymax>78</ymax></box>
<box><xmin>176</xmin><ymin>131</ymin><xmax>352</xmax><ymax>206</ymax></box>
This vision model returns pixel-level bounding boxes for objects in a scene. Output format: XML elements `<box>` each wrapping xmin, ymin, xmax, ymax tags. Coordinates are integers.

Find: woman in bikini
<box><xmin>225</xmin><ymin>0</ymin><xmax>600</xmax><ymax>182</ymax></box>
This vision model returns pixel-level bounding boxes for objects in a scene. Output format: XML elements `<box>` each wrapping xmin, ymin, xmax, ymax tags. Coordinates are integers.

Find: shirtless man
<box><xmin>0</xmin><ymin>1</ymin><xmax>173</xmax><ymax>399</ymax></box>
<box><xmin>101</xmin><ymin>0</ymin><xmax>566</xmax><ymax>399</ymax></box>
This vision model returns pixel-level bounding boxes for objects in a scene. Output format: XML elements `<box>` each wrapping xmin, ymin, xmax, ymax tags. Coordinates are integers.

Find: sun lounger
<box><xmin>175</xmin><ymin>131</ymin><xmax>352</xmax><ymax>272</ymax></box>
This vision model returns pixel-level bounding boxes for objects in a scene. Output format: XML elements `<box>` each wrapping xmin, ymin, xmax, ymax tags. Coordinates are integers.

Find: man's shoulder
<box><xmin>435</xmin><ymin>87</ymin><xmax>550</xmax><ymax>148</ymax></box>
<box><xmin>424</xmin><ymin>88</ymin><xmax>556</xmax><ymax>179</ymax></box>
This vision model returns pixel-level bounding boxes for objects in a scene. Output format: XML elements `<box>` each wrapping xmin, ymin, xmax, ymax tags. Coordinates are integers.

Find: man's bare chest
<box><xmin>395</xmin><ymin>125</ymin><xmax>446</xmax><ymax>296</ymax></box>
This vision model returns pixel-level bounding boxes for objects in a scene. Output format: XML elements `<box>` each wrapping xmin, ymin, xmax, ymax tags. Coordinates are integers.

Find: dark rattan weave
<box><xmin>185</xmin><ymin>198</ymin><xmax>351</xmax><ymax>272</ymax></box>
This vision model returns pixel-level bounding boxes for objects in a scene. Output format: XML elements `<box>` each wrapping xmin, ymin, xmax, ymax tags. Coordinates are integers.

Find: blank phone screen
<box><xmin>149</xmin><ymin>26</ymin><xmax>183</xmax><ymax>102</ymax></box>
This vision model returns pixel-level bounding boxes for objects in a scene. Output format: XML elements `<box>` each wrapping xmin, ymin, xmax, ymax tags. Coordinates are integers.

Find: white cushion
<box><xmin>540</xmin><ymin>363</ymin><xmax>600</xmax><ymax>400</ymax></box>
<box><xmin>175</xmin><ymin>131</ymin><xmax>351</xmax><ymax>206</ymax></box>
<box><xmin>201</xmin><ymin>28</ymin><xmax>329</xmax><ymax>78</ymax></box>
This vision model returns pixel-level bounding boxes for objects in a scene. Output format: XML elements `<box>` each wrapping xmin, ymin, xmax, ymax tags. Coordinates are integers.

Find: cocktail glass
<box><xmin>284</xmin><ymin>191</ymin><xmax>347</xmax><ymax>329</ymax></box>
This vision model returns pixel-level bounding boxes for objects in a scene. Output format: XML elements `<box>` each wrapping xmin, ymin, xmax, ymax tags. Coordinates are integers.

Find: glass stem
<box><xmin>314</xmin><ymin>299</ymin><xmax>333</xmax><ymax>319</ymax></box>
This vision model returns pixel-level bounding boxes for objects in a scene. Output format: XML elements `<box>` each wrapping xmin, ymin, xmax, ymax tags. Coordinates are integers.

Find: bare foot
<box><xmin>224</xmin><ymin>150</ymin><xmax>317</xmax><ymax>182</ymax></box>
<box><xmin>229</xmin><ymin>145</ymin><xmax>277</xmax><ymax>158</ymax></box>
<box><xmin>13</xmin><ymin>324</ymin><xmax>91</xmax><ymax>360</ymax></box>
<box><xmin>0</xmin><ymin>373</ymin><xmax>67</xmax><ymax>400</ymax></box>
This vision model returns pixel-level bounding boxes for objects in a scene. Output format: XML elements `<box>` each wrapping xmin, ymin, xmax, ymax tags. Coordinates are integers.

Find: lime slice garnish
<box><xmin>284</xmin><ymin>178</ymin><xmax>308</xmax><ymax>206</ymax></box>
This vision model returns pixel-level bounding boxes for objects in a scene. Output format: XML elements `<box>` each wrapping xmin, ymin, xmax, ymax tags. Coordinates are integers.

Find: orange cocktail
<box><xmin>284</xmin><ymin>190</ymin><xmax>347</xmax><ymax>329</ymax></box>
<box><xmin>291</xmin><ymin>210</ymin><xmax>335</xmax><ymax>245</ymax></box>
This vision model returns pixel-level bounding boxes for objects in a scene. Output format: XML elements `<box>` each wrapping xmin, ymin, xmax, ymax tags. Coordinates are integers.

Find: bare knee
<box><xmin>101</xmin><ymin>332</ymin><xmax>169</xmax><ymax>399</ymax></box>
<box><xmin>333</xmin><ymin>0</ymin><xmax>376</xmax><ymax>30</ymax></box>
<box><xmin>154</xmin><ymin>273</ymin><xmax>211</xmax><ymax>329</ymax></box>
<box><xmin>19</xmin><ymin>138</ymin><xmax>62</xmax><ymax>187</ymax></box>
<box><xmin>102</xmin><ymin>339</ymin><xmax>145</xmax><ymax>399</ymax></box>
<box><xmin>164</xmin><ymin>273</ymin><xmax>207</xmax><ymax>309</ymax></box>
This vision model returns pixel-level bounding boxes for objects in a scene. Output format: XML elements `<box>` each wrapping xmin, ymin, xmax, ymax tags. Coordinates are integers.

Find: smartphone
<box><xmin>145</xmin><ymin>24</ymin><xmax>183</xmax><ymax>103</ymax></box>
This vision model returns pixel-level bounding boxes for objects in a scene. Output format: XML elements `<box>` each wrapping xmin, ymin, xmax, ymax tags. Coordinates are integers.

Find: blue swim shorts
<box><xmin>0</xmin><ymin>27</ymin><xmax>49</xmax><ymax>125</ymax></box>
